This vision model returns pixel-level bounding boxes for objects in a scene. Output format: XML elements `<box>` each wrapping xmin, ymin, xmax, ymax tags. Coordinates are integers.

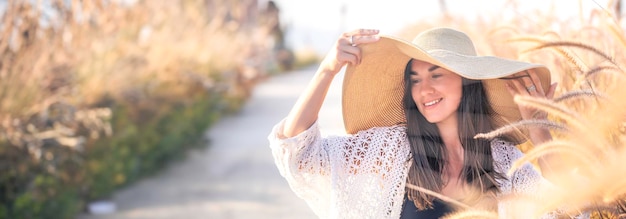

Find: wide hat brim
<box><xmin>343</xmin><ymin>34</ymin><xmax>551</xmax><ymax>144</ymax></box>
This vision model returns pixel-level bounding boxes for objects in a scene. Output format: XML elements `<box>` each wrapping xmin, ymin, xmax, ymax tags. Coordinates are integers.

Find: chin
<box><xmin>424</xmin><ymin>116</ymin><xmax>441</xmax><ymax>124</ymax></box>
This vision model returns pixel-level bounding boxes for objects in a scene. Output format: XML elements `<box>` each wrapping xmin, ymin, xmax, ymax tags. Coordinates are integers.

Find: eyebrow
<box><xmin>428</xmin><ymin>65</ymin><xmax>440</xmax><ymax>72</ymax></box>
<box><xmin>410</xmin><ymin>65</ymin><xmax>441</xmax><ymax>75</ymax></box>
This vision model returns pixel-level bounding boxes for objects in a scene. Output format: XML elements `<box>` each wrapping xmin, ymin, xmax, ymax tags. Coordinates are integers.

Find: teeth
<box><xmin>424</xmin><ymin>99</ymin><xmax>441</xmax><ymax>106</ymax></box>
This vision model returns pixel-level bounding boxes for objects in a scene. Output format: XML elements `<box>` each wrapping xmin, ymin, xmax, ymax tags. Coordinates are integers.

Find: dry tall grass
<box><xmin>400</xmin><ymin>0</ymin><xmax>626</xmax><ymax>218</ymax></box>
<box><xmin>0</xmin><ymin>0</ymin><xmax>280</xmax><ymax>217</ymax></box>
<box><xmin>0</xmin><ymin>0</ymin><xmax>276</xmax><ymax>160</ymax></box>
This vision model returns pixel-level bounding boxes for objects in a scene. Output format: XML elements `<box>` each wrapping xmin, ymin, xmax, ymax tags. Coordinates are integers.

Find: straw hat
<box><xmin>342</xmin><ymin>27</ymin><xmax>551</xmax><ymax>143</ymax></box>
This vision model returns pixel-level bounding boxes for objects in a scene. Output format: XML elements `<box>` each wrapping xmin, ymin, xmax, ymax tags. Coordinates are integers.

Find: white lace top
<box><xmin>268</xmin><ymin>120</ymin><xmax>561</xmax><ymax>219</ymax></box>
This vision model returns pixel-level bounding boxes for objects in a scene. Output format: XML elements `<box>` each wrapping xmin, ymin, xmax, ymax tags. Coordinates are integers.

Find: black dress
<box><xmin>400</xmin><ymin>193</ymin><xmax>453</xmax><ymax>219</ymax></box>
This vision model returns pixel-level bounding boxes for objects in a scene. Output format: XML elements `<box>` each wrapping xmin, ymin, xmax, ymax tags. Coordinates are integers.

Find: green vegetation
<box><xmin>0</xmin><ymin>0</ymin><xmax>302</xmax><ymax>218</ymax></box>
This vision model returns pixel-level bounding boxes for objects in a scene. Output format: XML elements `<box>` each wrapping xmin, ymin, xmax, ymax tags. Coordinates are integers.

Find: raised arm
<box><xmin>505</xmin><ymin>69</ymin><xmax>559</xmax><ymax>178</ymax></box>
<box><xmin>282</xmin><ymin>29</ymin><xmax>380</xmax><ymax>137</ymax></box>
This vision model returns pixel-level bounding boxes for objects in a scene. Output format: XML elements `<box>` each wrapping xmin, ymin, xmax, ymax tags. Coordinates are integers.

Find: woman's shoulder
<box><xmin>489</xmin><ymin>138</ymin><xmax>516</xmax><ymax>148</ymax></box>
<box><xmin>351</xmin><ymin>124</ymin><xmax>407</xmax><ymax>138</ymax></box>
<box><xmin>331</xmin><ymin>124</ymin><xmax>408</xmax><ymax>146</ymax></box>
<box><xmin>489</xmin><ymin>138</ymin><xmax>524</xmax><ymax>163</ymax></box>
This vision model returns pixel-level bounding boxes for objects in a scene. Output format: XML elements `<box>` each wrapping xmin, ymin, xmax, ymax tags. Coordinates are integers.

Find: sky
<box><xmin>271</xmin><ymin>0</ymin><xmax>618</xmax><ymax>55</ymax></box>
<box><xmin>1</xmin><ymin>0</ymin><xmax>617</xmax><ymax>55</ymax></box>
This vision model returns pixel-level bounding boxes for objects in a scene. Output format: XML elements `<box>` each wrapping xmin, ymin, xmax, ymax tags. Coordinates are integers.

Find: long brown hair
<box><xmin>402</xmin><ymin>59</ymin><xmax>505</xmax><ymax>209</ymax></box>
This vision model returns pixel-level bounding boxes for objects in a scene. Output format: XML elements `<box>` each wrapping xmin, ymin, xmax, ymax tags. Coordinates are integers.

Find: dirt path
<box><xmin>78</xmin><ymin>66</ymin><xmax>346</xmax><ymax>219</ymax></box>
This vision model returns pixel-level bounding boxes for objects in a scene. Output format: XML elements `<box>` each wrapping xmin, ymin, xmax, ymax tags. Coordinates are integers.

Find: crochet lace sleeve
<box><xmin>491</xmin><ymin>140</ymin><xmax>557</xmax><ymax>218</ymax></box>
<box><xmin>491</xmin><ymin>140</ymin><xmax>544</xmax><ymax>195</ymax></box>
<box><xmin>268</xmin><ymin>119</ymin><xmax>410</xmax><ymax>218</ymax></box>
<box><xmin>268</xmin><ymin>120</ymin><xmax>330</xmax><ymax>217</ymax></box>
<box><xmin>491</xmin><ymin>140</ymin><xmax>589</xmax><ymax>219</ymax></box>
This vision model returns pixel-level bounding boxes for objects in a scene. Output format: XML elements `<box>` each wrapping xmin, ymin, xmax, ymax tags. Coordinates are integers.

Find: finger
<box><xmin>339</xmin><ymin>43</ymin><xmax>360</xmax><ymax>56</ymax></box>
<box><xmin>350</xmin><ymin>35</ymin><xmax>380</xmax><ymax>46</ymax></box>
<box><xmin>340</xmin><ymin>37</ymin><xmax>352</xmax><ymax>46</ymax></box>
<box><xmin>338</xmin><ymin>44</ymin><xmax>362</xmax><ymax>64</ymax></box>
<box><xmin>337</xmin><ymin>52</ymin><xmax>358</xmax><ymax>66</ymax></box>
<box><xmin>505</xmin><ymin>82</ymin><xmax>518</xmax><ymax>97</ymax></box>
<box><xmin>335</xmin><ymin>44</ymin><xmax>359</xmax><ymax>65</ymax></box>
<box><xmin>510</xmin><ymin>77</ymin><xmax>529</xmax><ymax>95</ymax></box>
<box><xmin>345</xmin><ymin>29</ymin><xmax>380</xmax><ymax>37</ymax></box>
<box><xmin>546</xmin><ymin>82</ymin><xmax>558</xmax><ymax>99</ymax></box>
<box><xmin>527</xmin><ymin>69</ymin><xmax>546</xmax><ymax>95</ymax></box>
<box><xmin>344</xmin><ymin>29</ymin><xmax>380</xmax><ymax>46</ymax></box>
<box><xmin>520</xmin><ymin>71</ymin><xmax>540</xmax><ymax>95</ymax></box>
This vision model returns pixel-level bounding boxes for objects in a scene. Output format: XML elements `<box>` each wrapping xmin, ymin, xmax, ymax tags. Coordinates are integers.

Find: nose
<box><xmin>420</xmin><ymin>79</ymin><xmax>435</xmax><ymax>95</ymax></box>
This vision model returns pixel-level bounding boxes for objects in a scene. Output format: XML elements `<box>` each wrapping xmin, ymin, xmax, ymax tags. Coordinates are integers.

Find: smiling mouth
<box><xmin>424</xmin><ymin>98</ymin><xmax>442</xmax><ymax>107</ymax></box>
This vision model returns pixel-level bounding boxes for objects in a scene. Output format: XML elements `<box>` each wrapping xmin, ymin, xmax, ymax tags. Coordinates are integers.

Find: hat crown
<box><xmin>411</xmin><ymin>28</ymin><xmax>477</xmax><ymax>56</ymax></box>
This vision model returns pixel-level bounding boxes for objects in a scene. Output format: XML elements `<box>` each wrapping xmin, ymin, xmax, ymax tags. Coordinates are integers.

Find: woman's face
<box><xmin>409</xmin><ymin>59</ymin><xmax>463</xmax><ymax>126</ymax></box>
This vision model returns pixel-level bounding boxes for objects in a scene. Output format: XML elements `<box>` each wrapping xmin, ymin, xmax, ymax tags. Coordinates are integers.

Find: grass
<box><xmin>400</xmin><ymin>0</ymin><xmax>626</xmax><ymax>218</ymax></box>
<box><xmin>0</xmin><ymin>0</ymin><xmax>287</xmax><ymax>218</ymax></box>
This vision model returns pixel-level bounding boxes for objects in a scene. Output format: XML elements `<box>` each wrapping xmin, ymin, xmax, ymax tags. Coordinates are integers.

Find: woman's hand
<box><xmin>505</xmin><ymin>69</ymin><xmax>559</xmax><ymax>179</ymax></box>
<box><xmin>318</xmin><ymin>29</ymin><xmax>380</xmax><ymax>77</ymax></box>
<box><xmin>282</xmin><ymin>29</ymin><xmax>379</xmax><ymax>137</ymax></box>
<box><xmin>505</xmin><ymin>69</ymin><xmax>557</xmax><ymax>122</ymax></box>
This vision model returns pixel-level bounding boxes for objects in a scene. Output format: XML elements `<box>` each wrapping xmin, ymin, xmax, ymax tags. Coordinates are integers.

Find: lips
<box><xmin>423</xmin><ymin>98</ymin><xmax>442</xmax><ymax>107</ymax></box>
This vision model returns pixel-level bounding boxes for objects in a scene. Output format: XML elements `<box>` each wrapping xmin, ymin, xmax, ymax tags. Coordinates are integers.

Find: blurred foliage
<box><xmin>0</xmin><ymin>0</ymin><xmax>292</xmax><ymax>218</ymax></box>
<box><xmin>400</xmin><ymin>1</ymin><xmax>626</xmax><ymax>218</ymax></box>
<box><xmin>83</xmin><ymin>93</ymin><xmax>226</xmax><ymax>200</ymax></box>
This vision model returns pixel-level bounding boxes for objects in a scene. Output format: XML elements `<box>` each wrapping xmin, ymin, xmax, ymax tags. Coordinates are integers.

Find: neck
<box><xmin>436</xmin><ymin>116</ymin><xmax>465</xmax><ymax>192</ymax></box>
<box><xmin>436</xmin><ymin>116</ymin><xmax>462</xmax><ymax>150</ymax></box>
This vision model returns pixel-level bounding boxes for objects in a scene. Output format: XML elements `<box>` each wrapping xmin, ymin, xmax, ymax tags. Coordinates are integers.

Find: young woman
<box><xmin>268</xmin><ymin>27</ymin><xmax>563</xmax><ymax>218</ymax></box>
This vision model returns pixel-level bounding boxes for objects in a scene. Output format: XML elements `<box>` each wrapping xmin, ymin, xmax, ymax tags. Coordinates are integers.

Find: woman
<box><xmin>268</xmin><ymin>27</ymin><xmax>560</xmax><ymax>218</ymax></box>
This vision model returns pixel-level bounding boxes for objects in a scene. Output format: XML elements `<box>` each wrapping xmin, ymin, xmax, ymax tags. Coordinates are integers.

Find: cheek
<box><xmin>411</xmin><ymin>86</ymin><xmax>420</xmax><ymax>106</ymax></box>
<box><xmin>448</xmin><ymin>82</ymin><xmax>464</xmax><ymax>106</ymax></box>
<box><xmin>451</xmin><ymin>91</ymin><xmax>463</xmax><ymax>108</ymax></box>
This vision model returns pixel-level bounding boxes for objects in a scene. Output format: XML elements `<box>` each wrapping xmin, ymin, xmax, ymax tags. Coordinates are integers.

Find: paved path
<box><xmin>78</xmin><ymin>65</ymin><xmax>347</xmax><ymax>219</ymax></box>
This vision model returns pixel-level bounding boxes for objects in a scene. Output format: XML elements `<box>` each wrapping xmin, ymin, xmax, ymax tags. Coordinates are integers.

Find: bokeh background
<box><xmin>1</xmin><ymin>0</ymin><xmax>625</xmax><ymax>218</ymax></box>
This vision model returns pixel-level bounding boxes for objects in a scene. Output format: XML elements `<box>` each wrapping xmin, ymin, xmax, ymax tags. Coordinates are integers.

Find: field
<box><xmin>0</xmin><ymin>0</ymin><xmax>624</xmax><ymax>218</ymax></box>
<box><xmin>0</xmin><ymin>0</ymin><xmax>293</xmax><ymax>218</ymax></box>
<box><xmin>399</xmin><ymin>1</ymin><xmax>626</xmax><ymax>218</ymax></box>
